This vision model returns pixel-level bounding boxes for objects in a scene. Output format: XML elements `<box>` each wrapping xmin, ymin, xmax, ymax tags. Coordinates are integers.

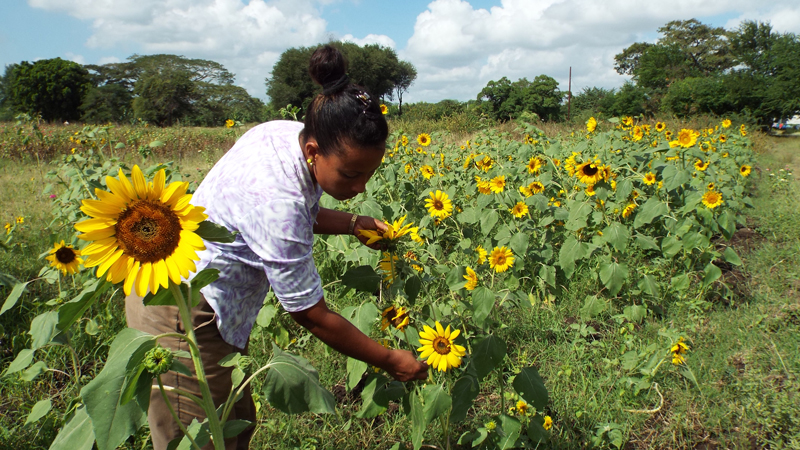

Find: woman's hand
<box><xmin>353</xmin><ymin>215</ymin><xmax>388</xmax><ymax>250</ymax></box>
<box><xmin>385</xmin><ymin>349</ymin><xmax>429</xmax><ymax>382</ymax></box>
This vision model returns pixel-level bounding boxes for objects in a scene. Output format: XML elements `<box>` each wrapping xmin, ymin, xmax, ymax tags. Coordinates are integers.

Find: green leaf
<box><xmin>446</xmin><ymin>266</ymin><xmax>466</xmax><ymax>291</ymax></box>
<box><xmin>29</xmin><ymin>311</ymin><xmax>60</xmax><ymax>351</ymax></box>
<box><xmin>565</xmin><ymin>201</ymin><xmax>593</xmax><ymax>231</ymax></box>
<box><xmin>580</xmin><ymin>295</ymin><xmax>607</xmax><ymax>318</ymax></box>
<box><xmin>195</xmin><ymin>220</ymin><xmax>236</xmax><ymax>243</ymax></box>
<box><xmin>25</xmin><ymin>399</ymin><xmax>52</xmax><ymax>425</ymax></box>
<box><xmin>57</xmin><ymin>279</ymin><xmax>110</xmax><ymax>336</ymax></box>
<box><xmin>718</xmin><ymin>210</ymin><xmax>736</xmax><ymax>240</ymax></box>
<box><xmin>480</xmin><ymin>210</ymin><xmax>499</xmax><ymax>235</ymax></box>
<box><xmin>168</xmin><ymin>418</ymin><xmax>210</xmax><ymax>450</ymax></box>
<box><xmin>634</xmin><ymin>234</ymin><xmax>659</xmax><ymax>251</ymax></box>
<box><xmin>450</xmin><ymin>375</ymin><xmax>479</xmax><ymax>423</ymax></box>
<box><xmin>471</xmin><ymin>287</ymin><xmax>495</xmax><ymax>329</ymax></box>
<box><xmin>190</xmin><ymin>269</ymin><xmax>220</xmax><ymax>292</ymax></box>
<box><xmin>404</xmin><ymin>275</ymin><xmax>421</xmax><ymax>303</ymax></box>
<box><xmin>558</xmin><ymin>236</ymin><xmax>586</xmax><ymax>279</ymax></box>
<box><xmin>422</xmin><ymin>384</ymin><xmax>452</xmax><ymax>425</ymax></box>
<box><xmin>723</xmin><ymin>247</ymin><xmax>742</xmax><ymax>266</ymax></box>
<box><xmin>471</xmin><ymin>335</ymin><xmax>506</xmax><ymax>380</ymax></box>
<box><xmin>82</xmin><ymin>328</ymin><xmax>156</xmax><ymax>450</ymax></box>
<box><xmin>703</xmin><ymin>263</ymin><xmax>722</xmax><ymax>287</ymax></box>
<box><xmin>21</xmin><ymin>361</ymin><xmax>48</xmax><ymax>382</ymax></box>
<box><xmin>148</xmin><ymin>140</ymin><xmax>165</xmax><ymax>148</ymax></box>
<box><xmin>526</xmin><ymin>415</ymin><xmax>550</xmax><ymax>445</ymax></box>
<box><xmin>262</xmin><ymin>344</ymin><xmax>335</xmax><ymax>414</ymax></box>
<box><xmin>342</xmin><ymin>265</ymin><xmax>381</xmax><ymax>293</ymax></box>
<box><xmin>3</xmin><ymin>349</ymin><xmax>34</xmax><ymax>377</ymax></box>
<box><xmin>637</xmin><ymin>274</ymin><xmax>660</xmax><ymax>298</ymax></box>
<box><xmin>410</xmin><ymin>390</ymin><xmax>425</xmax><ymax>450</ymax></box>
<box><xmin>497</xmin><ymin>414</ymin><xmax>523</xmax><ymax>449</ymax></box>
<box><xmin>1</xmin><ymin>281</ymin><xmax>30</xmax><ymax>316</ymax></box>
<box><xmin>671</xmin><ymin>273</ymin><xmax>690</xmax><ymax>292</ymax></box>
<box><xmin>85</xmin><ymin>318</ymin><xmax>100</xmax><ymax>336</ymax></box>
<box><xmin>623</xmin><ymin>305</ymin><xmax>647</xmax><ymax>323</ymax></box>
<box><xmin>48</xmin><ymin>405</ymin><xmax>95</xmax><ymax>450</ymax></box>
<box><xmin>343</xmin><ymin>301</ymin><xmax>379</xmax><ymax>335</ymax></box>
<box><xmin>256</xmin><ymin>304</ymin><xmax>278</xmax><ymax>328</ymax></box>
<box><xmin>661</xmin><ymin>236</ymin><xmax>682</xmax><ymax>258</ymax></box>
<box><xmin>222</xmin><ymin>420</ymin><xmax>252</xmax><ymax>439</ymax></box>
<box><xmin>662</xmin><ymin>164</ymin><xmax>691</xmax><ymax>191</ymax></box>
<box><xmin>509</xmin><ymin>232</ymin><xmax>529</xmax><ymax>257</ymax></box>
<box><xmin>539</xmin><ymin>265</ymin><xmax>556</xmax><ymax>287</ymax></box>
<box><xmin>633</xmin><ymin>197</ymin><xmax>669</xmax><ymax>229</ymax></box>
<box><xmin>359</xmin><ymin>199</ymin><xmax>383</xmax><ymax>219</ymax></box>
<box><xmin>356</xmin><ymin>373</ymin><xmax>393</xmax><ymax>418</ymax></box>
<box><xmin>602</xmin><ymin>222</ymin><xmax>630</xmax><ymax>252</ymax></box>
<box><xmin>458</xmin><ymin>207</ymin><xmax>480</xmax><ymax>224</ymax></box>
<box><xmin>599</xmin><ymin>261</ymin><xmax>628</xmax><ymax>296</ymax></box>
<box><xmin>512</xmin><ymin>366</ymin><xmax>549</xmax><ymax>410</ymax></box>
<box><xmin>0</xmin><ymin>272</ymin><xmax>20</xmax><ymax>287</ymax></box>
<box><xmin>346</xmin><ymin>357</ymin><xmax>368</xmax><ymax>391</ymax></box>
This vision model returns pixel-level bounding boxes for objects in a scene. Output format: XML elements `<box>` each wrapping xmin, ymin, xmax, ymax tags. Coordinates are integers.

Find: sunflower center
<box><xmin>55</xmin><ymin>246</ymin><xmax>77</xmax><ymax>264</ymax></box>
<box><xmin>495</xmin><ymin>254</ymin><xmax>506</xmax><ymax>265</ymax></box>
<box><xmin>433</xmin><ymin>200</ymin><xmax>443</xmax><ymax>210</ymax></box>
<box><xmin>432</xmin><ymin>336</ymin><xmax>451</xmax><ymax>355</ymax></box>
<box><xmin>582</xmin><ymin>165</ymin><xmax>598</xmax><ymax>176</ymax></box>
<box><xmin>115</xmin><ymin>199</ymin><xmax>182</xmax><ymax>263</ymax></box>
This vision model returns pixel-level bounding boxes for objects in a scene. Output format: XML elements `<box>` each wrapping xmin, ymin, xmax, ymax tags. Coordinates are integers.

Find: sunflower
<box><xmin>401</xmin><ymin>135</ymin><xmax>409</xmax><ymax>146</ymax></box>
<box><xmin>420</xmin><ymin>165</ymin><xmax>434</xmax><ymax>179</ymax></box>
<box><xmin>700</xmin><ymin>141</ymin><xmax>711</xmax><ymax>152</ymax></box>
<box><xmin>476</xmin><ymin>246</ymin><xmax>487</xmax><ymax>264</ymax></box>
<box><xmin>380</xmin><ymin>104</ymin><xmax>388</xmax><ymax>114</ymax></box>
<box><xmin>585</xmin><ymin>185</ymin><xmax>596</xmax><ymax>196</ymax></box>
<box><xmin>694</xmin><ymin>159</ymin><xmax>710</xmax><ymax>171</ymax></box>
<box><xmin>719</xmin><ymin>134</ymin><xmax>727</xmax><ymax>143</ymax></box>
<box><xmin>655</xmin><ymin>122</ymin><xmax>666</xmax><ymax>132</ymax></box>
<box><xmin>477</xmin><ymin>179</ymin><xmax>492</xmax><ymax>195</ymax></box>
<box><xmin>463</xmin><ymin>267</ymin><xmax>478</xmax><ymax>290</ymax></box>
<box><xmin>75</xmin><ymin>165</ymin><xmax>207</xmax><ymax>297</ymax></box>
<box><xmin>643</xmin><ymin>172</ymin><xmax>657</xmax><ymax>185</ymax></box>
<box><xmin>16</xmin><ymin>216</ymin><xmax>24</xmax><ymax>224</ymax></box>
<box><xmin>46</xmin><ymin>240</ymin><xmax>84</xmax><ymax>275</ymax></box>
<box><xmin>3</xmin><ymin>223</ymin><xmax>10</xmax><ymax>234</ymax></box>
<box><xmin>722</xmin><ymin>119</ymin><xmax>732</xmax><ymax>128</ymax></box>
<box><xmin>527</xmin><ymin>156</ymin><xmax>543</xmax><ymax>174</ymax></box>
<box><xmin>702</xmin><ymin>190</ymin><xmax>724</xmax><ymax>209</ymax></box>
<box><xmin>417</xmin><ymin>321</ymin><xmax>467</xmax><ymax>372</ymax></box>
<box><xmin>670</xmin><ymin>337</ymin><xmax>690</xmax><ymax>365</ymax></box>
<box><xmin>631</xmin><ymin>126</ymin><xmax>644</xmax><ymax>141</ymax></box>
<box><xmin>515</xmin><ymin>400</ymin><xmax>530</xmax><ymax>416</ymax></box>
<box><xmin>410</xmin><ymin>227</ymin><xmax>424</xmax><ymax>244</ymax></box>
<box><xmin>359</xmin><ymin>215</ymin><xmax>413</xmax><ymax>244</ymax></box>
<box><xmin>739</xmin><ymin>124</ymin><xmax>747</xmax><ymax>136</ymax></box>
<box><xmin>379</xmin><ymin>252</ymin><xmax>399</xmax><ymax>285</ymax></box>
<box><xmin>575</xmin><ymin>162</ymin><xmax>604</xmax><ymax>185</ymax></box>
<box><xmin>676</xmin><ymin>129</ymin><xmax>699</xmax><ymax>148</ymax></box>
<box><xmin>622</xmin><ymin>202</ymin><xmax>637</xmax><ymax>218</ymax></box>
<box><xmin>707</xmin><ymin>182</ymin><xmax>716</xmax><ymax>191</ymax></box>
<box><xmin>722</xmin><ymin>152</ymin><xmax>729</xmax><ymax>158</ymax></box>
<box><xmin>381</xmin><ymin>305</ymin><xmax>409</xmax><ymax>331</ymax></box>
<box><xmin>519</xmin><ymin>185</ymin><xmax>533</xmax><ymax>197</ymax></box>
<box><xmin>417</xmin><ymin>133</ymin><xmax>431</xmax><ymax>146</ymax></box>
<box><xmin>586</xmin><ymin>117</ymin><xmax>597</xmax><ymax>133</ymax></box>
<box><xmin>510</xmin><ymin>201</ymin><xmax>528</xmax><ymax>218</ymax></box>
<box><xmin>665</xmin><ymin>130</ymin><xmax>673</xmax><ymax>140</ymax></box>
<box><xmin>530</xmin><ymin>181</ymin><xmax>545</xmax><ymax>194</ymax></box>
<box><xmin>476</xmin><ymin>156</ymin><xmax>494</xmax><ymax>172</ymax></box>
<box><xmin>621</xmin><ymin>116</ymin><xmax>633</xmax><ymax>127</ymax></box>
<box><xmin>739</xmin><ymin>165</ymin><xmax>752</xmax><ymax>177</ymax></box>
<box><xmin>425</xmin><ymin>190</ymin><xmax>453</xmax><ymax>219</ymax></box>
<box><xmin>225</xmin><ymin>119</ymin><xmax>234</xmax><ymax>128</ymax></box>
<box><xmin>489</xmin><ymin>175</ymin><xmax>506</xmax><ymax>193</ymax></box>
<box><xmin>543</xmin><ymin>416</ymin><xmax>553</xmax><ymax>430</ymax></box>
<box><xmin>489</xmin><ymin>246</ymin><xmax>514</xmax><ymax>273</ymax></box>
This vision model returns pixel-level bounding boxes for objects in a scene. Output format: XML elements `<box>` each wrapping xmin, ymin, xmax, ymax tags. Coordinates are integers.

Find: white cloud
<box><xmin>340</xmin><ymin>33</ymin><xmax>396</xmax><ymax>49</ymax></box>
<box><xmin>98</xmin><ymin>56</ymin><xmax>122</xmax><ymax>65</ymax></box>
<box><xmin>65</xmin><ymin>52</ymin><xmax>86</xmax><ymax>64</ymax></box>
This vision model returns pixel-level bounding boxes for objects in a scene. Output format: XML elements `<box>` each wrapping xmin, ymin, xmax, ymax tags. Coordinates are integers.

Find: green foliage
<box><xmin>477</xmin><ymin>75</ymin><xmax>563</xmax><ymax>122</ymax></box>
<box><xmin>132</xmin><ymin>64</ymin><xmax>196</xmax><ymax>126</ymax></box>
<box><xmin>6</xmin><ymin>58</ymin><xmax>91</xmax><ymax>122</ymax></box>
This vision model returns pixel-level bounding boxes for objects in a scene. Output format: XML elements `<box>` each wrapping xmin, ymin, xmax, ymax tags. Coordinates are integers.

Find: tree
<box><xmin>265</xmin><ymin>46</ymin><xmax>318</xmax><ymax>112</ymax></box>
<box><xmin>6</xmin><ymin>58</ymin><xmax>91</xmax><ymax>121</ymax></box>
<box><xmin>132</xmin><ymin>65</ymin><xmax>196</xmax><ymax>126</ymax></box>
<box><xmin>0</xmin><ymin>64</ymin><xmax>18</xmax><ymax>120</ymax></box>
<box><xmin>477</xmin><ymin>75</ymin><xmax>563</xmax><ymax>122</ymax></box>
<box><xmin>81</xmin><ymin>83</ymin><xmax>133</xmax><ymax>123</ymax></box>
<box><xmin>191</xmin><ymin>83</ymin><xmax>266</xmax><ymax>126</ymax></box>
<box><xmin>391</xmin><ymin>61</ymin><xmax>416</xmax><ymax>116</ymax></box>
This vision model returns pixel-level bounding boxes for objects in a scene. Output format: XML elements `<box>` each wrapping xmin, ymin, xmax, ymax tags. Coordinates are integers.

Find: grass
<box><xmin>1</xmin><ymin>123</ymin><xmax>799</xmax><ymax>449</ymax></box>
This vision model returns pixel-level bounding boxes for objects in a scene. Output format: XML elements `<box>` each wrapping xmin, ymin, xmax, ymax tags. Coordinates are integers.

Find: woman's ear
<box><xmin>303</xmin><ymin>138</ymin><xmax>320</xmax><ymax>161</ymax></box>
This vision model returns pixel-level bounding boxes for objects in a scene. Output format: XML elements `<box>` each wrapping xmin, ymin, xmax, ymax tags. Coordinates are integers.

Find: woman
<box><xmin>126</xmin><ymin>45</ymin><xmax>428</xmax><ymax>450</ymax></box>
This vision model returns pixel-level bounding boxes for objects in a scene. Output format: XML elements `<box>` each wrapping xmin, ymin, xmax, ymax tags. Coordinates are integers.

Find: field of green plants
<box><xmin>1</xmin><ymin>115</ymin><xmax>799</xmax><ymax>450</ymax></box>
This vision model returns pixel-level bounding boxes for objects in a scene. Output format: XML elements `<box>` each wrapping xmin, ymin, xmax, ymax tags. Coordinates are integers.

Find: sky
<box><xmin>2</xmin><ymin>0</ymin><xmax>799</xmax><ymax>104</ymax></box>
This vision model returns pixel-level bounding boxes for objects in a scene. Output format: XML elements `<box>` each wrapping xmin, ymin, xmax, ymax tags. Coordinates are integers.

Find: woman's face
<box><xmin>305</xmin><ymin>138</ymin><xmax>384</xmax><ymax>201</ymax></box>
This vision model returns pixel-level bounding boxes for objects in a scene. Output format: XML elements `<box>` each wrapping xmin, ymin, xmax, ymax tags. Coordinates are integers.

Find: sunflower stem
<box><xmin>497</xmin><ymin>368</ymin><xmax>505</xmax><ymax>415</ymax></box>
<box><xmin>157</xmin><ymin>376</ymin><xmax>203</xmax><ymax>450</ymax></box>
<box><xmin>169</xmin><ymin>282</ymin><xmax>226</xmax><ymax>450</ymax></box>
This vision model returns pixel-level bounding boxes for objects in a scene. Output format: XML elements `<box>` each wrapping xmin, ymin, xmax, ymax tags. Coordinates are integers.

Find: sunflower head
<box><xmin>417</xmin><ymin>133</ymin><xmax>432</xmax><ymax>146</ymax></box>
<box><xmin>510</xmin><ymin>201</ymin><xmax>529</xmax><ymax>218</ymax></box>
<box><xmin>381</xmin><ymin>305</ymin><xmax>410</xmax><ymax>331</ymax></box>
<box><xmin>586</xmin><ymin>117</ymin><xmax>597</xmax><ymax>133</ymax></box>
<box><xmin>677</xmin><ymin>129</ymin><xmax>699</xmax><ymax>148</ymax></box>
<box><xmin>740</xmin><ymin>165</ymin><xmax>752</xmax><ymax>177</ymax></box>
<box><xmin>46</xmin><ymin>240</ymin><xmax>84</xmax><ymax>275</ymax></box>
<box><xmin>489</xmin><ymin>246</ymin><xmax>514</xmax><ymax>273</ymax></box>
<box><xmin>463</xmin><ymin>266</ymin><xmax>478</xmax><ymax>290</ymax></box>
<box><xmin>702</xmin><ymin>190</ymin><xmax>724</xmax><ymax>209</ymax></box>
<box><xmin>655</xmin><ymin>122</ymin><xmax>666</xmax><ymax>132</ymax></box>
<box><xmin>417</xmin><ymin>321</ymin><xmax>467</xmax><ymax>372</ymax></box>
<box><xmin>530</xmin><ymin>181</ymin><xmax>545</xmax><ymax>194</ymax></box>
<box><xmin>527</xmin><ymin>157</ymin><xmax>543</xmax><ymax>174</ymax></box>
<box><xmin>420</xmin><ymin>165</ymin><xmax>435</xmax><ymax>180</ymax></box>
<box><xmin>643</xmin><ymin>172</ymin><xmax>656</xmax><ymax>185</ymax></box>
<box><xmin>575</xmin><ymin>162</ymin><xmax>604</xmax><ymax>185</ymax></box>
<box><xmin>380</xmin><ymin>104</ymin><xmax>388</xmax><ymax>114</ymax></box>
<box><xmin>424</xmin><ymin>190</ymin><xmax>453</xmax><ymax>219</ymax></box>
<box><xmin>489</xmin><ymin>175</ymin><xmax>506</xmax><ymax>193</ymax></box>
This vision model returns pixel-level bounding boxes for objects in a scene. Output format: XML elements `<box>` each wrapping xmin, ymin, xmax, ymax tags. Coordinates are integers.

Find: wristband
<box><xmin>348</xmin><ymin>213</ymin><xmax>359</xmax><ymax>235</ymax></box>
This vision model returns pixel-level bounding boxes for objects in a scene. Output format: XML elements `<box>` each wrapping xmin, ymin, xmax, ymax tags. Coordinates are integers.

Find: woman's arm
<box><xmin>289</xmin><ymin>298</ymin><xmax>428</xmax><ymax>382</ymax></box>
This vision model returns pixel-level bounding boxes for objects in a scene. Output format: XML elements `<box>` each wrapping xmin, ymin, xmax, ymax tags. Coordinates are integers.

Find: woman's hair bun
<box><xmin>309</xmin><ymin>44</ymin><xmax>348</xmax><ymax>92</ymax></box>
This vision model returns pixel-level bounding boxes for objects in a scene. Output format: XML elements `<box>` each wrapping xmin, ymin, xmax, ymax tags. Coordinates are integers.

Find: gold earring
<box><xmin>306</xmin><ymin>157</ymin><xmax>313</xmax><ymax>165</ymax></box>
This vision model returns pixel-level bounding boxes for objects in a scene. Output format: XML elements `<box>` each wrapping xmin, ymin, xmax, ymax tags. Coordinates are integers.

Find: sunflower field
<box><xmin>0</xmin><ymin>115</ymin><xmax>776</xmax><ymax>450</ymax></box>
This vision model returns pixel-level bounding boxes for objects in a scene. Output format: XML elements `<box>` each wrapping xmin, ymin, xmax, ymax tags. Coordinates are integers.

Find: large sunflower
<box><xmin>74</xmin><ymin>165</ymin><xmax>207</xmax><ymax>297</ymax></box>
<box><xmin>575</xmin><ymin>162</ymin><xmax>604</xmax><ymax>185</ymax></box>
<box><xmin>510</xmin><ymin>201</ymin><xmax>528</xmax><ymax>218</ymax></box>
<box><xmin>359</xmin><ymin>215</ymin><xmax>414</xmax><ymax>245</ymax></box>
<box><xmin>655</xmin><ymin>122</ymin><xmax>666</xmax><ymax>132</ymax></box>
<box><xmin>622</xmin><ymin>202</ymin><xmax>637</xmax><ymax>219</ymax></box>
<box><xmin>527</xmin><ymin>157</ymin><xmax>544</xmax><ymax>174</ymax></box>
<box><xmin>586</xmin><ymin>117</ymin><xmax>597</xmax><ymax>133</ymax></box>
<box><xmin>425</xmin><ymin>190</ymin><xmax>453</xmax><ymax>219</ymax></box>
<box><xmin>702</xmin><ymin>191</ymin><xmax>724</xmax><ymax>209</ymax></box>
<box><xmin>676</xmin><ymin>129</ymin><xmax>699</xmax><ymax>148</ymax></box>
<box><xmin>417</xmin><ymin>321</ymin><xmax>467</xmax><ymax>372</ymax></box>
<box><xmin>530</xmin><ymin>181</ymin><xmax>545</xmax><ymax>194</ymax></box>
<box><xmin>489</xmin><ymin>246</ymin><xmax>514</xmax><ymax>273</ymax></box>
<box><xmin>489</xmin><ymin>175</ymin><xmax>506</xmax><ymax>193</ymax></box>
<box><xmin>420</xmin><ymin>165</ymin><xmax>434</xmax><ymax>180</ymax></box>
<box><xmin>46</xmin><ymin>240</ymin><xmax>84</xmax><ymax>275</ymax></box>
<box><xmin>417</xmin><ymin>133</ymin><xmax>432</xmax><ymax>146</ymax></box>
<box><xmin>721</xmin><ymin>119</ymin><xmax>732</xmax><ymax>128</ymax></box>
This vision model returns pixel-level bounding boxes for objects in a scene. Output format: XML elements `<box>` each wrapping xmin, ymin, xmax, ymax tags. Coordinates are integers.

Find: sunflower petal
<box><xmin>151</xmin><ymin>169</ymin><xmax>166</xmax><ymax>200</ymax></box>
<box><xmin>74</xmin><ymin>217</ymin><xmax>117</xmax><ymax>233</ymax></box>
<box><xmin>136</xmin><ymin>262</ymin><xmax>152</xmax><ymax>297</ymax></box>
<box><xmin>124</xmin><ymin>260</ymin><xmax>141</xmax><ymax>296</ymax></box>
<box><xmin>131</xmin><ymin>165</ymin><xmax>149</xmax><ymax>200</ymax></box>
<box><xmin>96</xmin><ymin>248</ymin><xmax>124</xmax><ymax>277</ymax></box>
<box><xmin>154</xmin><ymin>259</ymin><xmax>169</xmax><ymax>289</ymax></box>
<box><xmin>165</xmin><ymin>256</ymin><xmax>183</xmax><ymax>285</ymax></box>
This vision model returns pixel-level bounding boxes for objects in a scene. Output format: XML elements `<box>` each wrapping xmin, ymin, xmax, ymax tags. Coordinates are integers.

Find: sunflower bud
<box><xmin>144</xmin><ymin>346</ymin><xmax>174</xmax><ymax>376</ymax></box>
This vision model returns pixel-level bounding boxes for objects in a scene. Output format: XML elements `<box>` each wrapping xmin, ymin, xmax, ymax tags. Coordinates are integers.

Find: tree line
<box><xmin>1</xmin><ymin>19</ymin><xmax>798</xmax><ymax>127</ymax></box>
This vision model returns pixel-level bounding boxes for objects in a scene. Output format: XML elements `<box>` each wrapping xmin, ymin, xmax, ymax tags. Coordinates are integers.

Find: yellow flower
<box><xmin>643</xmin><ymin>172</ymin><xmax>656</xmax><ymax>185</ymax></box>
<box><xmin>420</xmin><ymin>165</ymin><xmax>434</xmax><ymax>179</ymax></box>
<box><xmin>225</xmin><ymin>119</ymin><xmax>234</xmax><ymax>128</ymax></box>
<box><xmin>489</xmin><ymin>175</ymin><xmax>506</xmax><ymax>193</ymax></box>
<box><xmin>477</xmin><ymin>179</ymin><xmax>492</xmax><ymax>195</ymax></box>
<box><xmin>722</xmin><ymin>152</ymin><xmax>729</xmax><ymax>158</ymax></box>
<box><xmin>543</xmin><ymin>416</ymin><xmax>553</xmax><ymax>430</ymax></box>
<box><xmin>46</xmin><ymin>240</ymin><xmax>84</xmax><ymax>275</ymax></box>
<box><xmin>677</xmin><ymin>129</ymin><xmax>699</xmax><ymax>148</ymax></box>
<box><xmin>410</xmin><ymin>227</ymin><xmax>424</xmax><ymax>244</ymax></box>
<box><xmin>707</xmin><ymin>182</ymin><xmax>716</xmax><ymax>191</ymax></box>
<box><xmin>515</xmin><ymin>399</ymin><xmax>530</xmax><ymax>416</ymax></box>
<box><xmin>74</xmin><ymin>165</ymin><xmax>208</xmax><ymax>297</ymax></box>
<box><xmin>739</xmin><ymin>165</ymin><xmax>752</xmax><ymax>177</ymax></box>
<box><xmin>417</xmin><ymin>321</ymin><xmax>467</xmax><ymax>372</ymax></box>
<box><xmin>740</xmin><ymin>124</ymin><xmax>747</xmax><ymax>136</ymax></box>
<box><xmin>631</xmin><ymin>126</ymin><xmax>644</xmax><ymax>141</ymax></box>
<box><xmin>519</xmin><ymin>185</ymin><xmax>533</xmax><ymax>197</ymax></box>
<box><xmin>3</xmin><ymin>223</ymin><xmax>11</xmax><ymax>234</ymax></box>
<box><xmin>510</xmin><ymin>201</ymin><xmax>528</xmax><ymax>218</ymax></box>
<box><xmin>489</xmin><ymin>246</ymin><xmax>514</xmax><ymax>273</ymax></box>
<box><xmin>622</xmin><ymin>203</ymin><xmax>637</xmax><ymax>218</ymax></box>
<box><xmin>575</xmin><ymin>162</ymin><xmax>604</xmax><ymax>185</ymax></box>
<box><xmin>655</xmin><ymin>122</ymin><xmax>666</xmax><ymax>132</ymax></box>
<box><xmin>621</xmin><ymin>116</ymin><xmax>633</xmax><ymax>127</ymax></box>
<box><xmin>359</xmin><ymin>215</ymin><xmax>414</xmax><ymax>244</ymax></box>
<box><xmin>379</xmin><ymin>252</ymin><xmax>399</xmax><ymax>285</ymax></box>
<box><xmin>694</xmin><ymin>159</ymin><xmax>710</xmax><ymax>171</ymax></box>
<box><xmin>425</xmin><ymin>190</ymin><xmax>453</xmax><ymax>219</ymax></box>
<box><xmin>404</xmin><ymin>163</ymin><xmax>412</xmax><ymax>174</ymax></box>
<box><xmin>401</xmin><ymin>135</ymin><xmax>409</xmax><ymax>146</ymax></box>
<box><xmin>530</xmin><ymin>181</ymin><xmax>545</xmax><ymax>194</ymax></box>
<box><xmin>527</xmin><ymin>157</ymin><xmax>543</xmax><ymax>174</ymax></box>
<box><xmin>417</xmin><ymin>133</ymin><xmax>432</xmax><ymax>146</ymax></box>
<box><xmin>719</xmin><ymin>134</ymin><xmax>727</xmax><ymax>143</ymax></box>
<box><xmin>381</xmin><ymin>305</ymin><xmax>409</xmax><ymax>331</ymax></box>
<box><xmin>672</xmin><ymin>353</ymin><xmax>686</xmax><ymax>365</ymax></box>
<box><xmin>586</xmin><ymin>117</ymin><xmax>597</xmax><ymax>133</ymax></box>
<box><xmin>16</xmin><ymin>216</ymin><xmax>24</xmax><ymax>224</ymax></box>
<box><xmin>702</xmin><ymin>190</ymin><xmax>723</xmax><ymax>209</ymax></box>
<box><xmin>585</xmin><ymin>185</ymin><xmax>596</xmax><ymax>196</ymax></box>
<box><xmin>476</xmin><ymin>246</ymin><xmax>487</xmax><ymax>265</ymax></box>
<box><xmin>463</xmin><ymin>267</ymin><xmax>478</xmax><ymax>290</ymax></box>
<box><xmin>486</xmin><ymin>421</ymin><xmax>497</xmax><ymax>431</ymax></box>
<box><xmin>670</xmin><ymin>337</ymin><xmax>690</xmax><ymax>355</ymax></box>
<box><xmin>380</xmin><ymin>104</ymin><xmax>388</xmax><ymax>114</ymax></box>
<box><xmin>722</xmin><ymin>119</ymin><xmax>731</xmax><ymax>128</ymax></box>
<box><xmin>475</xmin><ymin>156</ymin><xmax>494</xmax><ymax>172</ymax></box>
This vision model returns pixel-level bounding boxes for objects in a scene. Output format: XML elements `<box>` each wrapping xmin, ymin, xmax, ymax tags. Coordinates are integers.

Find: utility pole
<box><xmin>567</xmin><ymin>66</ymin><xmax>572</xmax><ymax>122</ymax></box>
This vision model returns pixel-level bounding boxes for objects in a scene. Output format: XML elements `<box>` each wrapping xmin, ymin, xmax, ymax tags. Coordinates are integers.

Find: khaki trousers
<box><xmin>125</xmin><ymin>294</ymin><xmax>256</xmax><ymax>450</ymax></box>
